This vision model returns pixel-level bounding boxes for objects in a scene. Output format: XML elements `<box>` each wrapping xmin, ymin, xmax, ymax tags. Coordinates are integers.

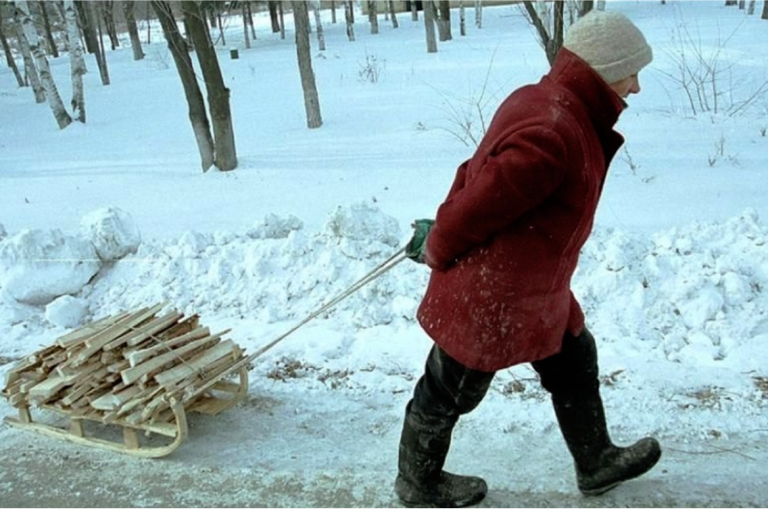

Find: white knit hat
<box><xmin>563</xmin><ymin>11</ymin><xmax>653</xmax><ymax>84</ymax></box>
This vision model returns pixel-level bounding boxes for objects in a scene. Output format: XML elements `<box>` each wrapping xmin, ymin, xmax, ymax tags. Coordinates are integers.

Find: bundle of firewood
<box><xmin>2</xmin><ymin>303</ymin><xmax>248</xmax><ymax>427</ymax></box>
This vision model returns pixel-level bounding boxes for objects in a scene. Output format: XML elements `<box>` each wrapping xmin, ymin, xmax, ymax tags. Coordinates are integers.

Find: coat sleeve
<box><xmin>426</xmin><ymin>124</ymin><xmax>568</xmax><ymax>270</ymax></box>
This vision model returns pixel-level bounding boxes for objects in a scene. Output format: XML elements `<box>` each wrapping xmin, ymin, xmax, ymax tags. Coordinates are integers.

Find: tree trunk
<box><xmin>64</xmin><ymin>0</ymin><xmax>86</xmax><ymax>123</ymax></box>
<box><xmin>181</xmin><ymin>1</ymin><xmax>237</xmax><ymax>171</ymax></box>
<box><xmin>100</xmin><ymin>1</ymin><xmax>119</xmax><ymax>50</ymax></box>
<box><xmin>38</xmin><ymin>1</ymin><xmax>59</xmax><ymax>58</ymax></box>
<box><xmin>279</xmin><ymin>2</ymin><xmax>285</xmax><ymax>39</ymax></box>
<box><xmin>739</xmin><ymin>0</ymin><xmax>745</xmax><ymax>9</ymax></box>
<box><xmin>312</xmin><ymin>1</ymin><xmax>326</xmax><ymax>51</ymax></box>
<box><xmin>747</xmin><ymin>0</ymin><xmax>755</xmax><ymax>14</ymax></box>
<box><xmin>597</xmin><ymin>0</ymin><xmax>607</xmax><ymax>10</ymax></box>
<box><xmin>388</xmin><ymin>1</ymin><xmax>399</xmax><ymax>28</ymax></box>
<box><xmin>581</xmin><ymin>0</ymin><xmax>594</xmax><ymax>16</ymax></box>
<box><xmin>292</xmin><ymin>1</ymin><xmax>322</xmax><ymax>129</ymax></box>
<box><xmin>424</xmin><ymin>1</ymin><xmax>438</xmax><ymax>52</ymax></box>
<box><xmin>411</xmin><ymin>0</ymin><xmax>418</xmax><ymax>21</ymax></box>
<box><xmin>267</xmin><ymin>1</ymin><xmax>278</xmax><ymax>32</ymax></box>
<box><xmin>523</xmin><ymin>0</ymin><xmax>563</xmax><ymax>66</ymax></box>
<box><xmin>474</xmin><ymin>0</ymin><xmax>482</xmax><ymax>28</ymax></box>
<box><xmin>368</xmin><ymin>1</ymin><xmax>379</xmax><ymax>34</ymax></box>
<box><xmin>16</xmin><ymin>1</ymin><xmax>71</xmax><ymax>128</ymax></box>
<box><xmin>331</xmin><ymin>1</ymin><xmax>337</xmax><ymax>23</ymax></box>
<box><xmin>247</xmin><ymin>2</ymin><xmax>257</xmax><ymax>40</ymax></box>
<box><xmin>437</xmin><ymin>1</ymin><xmax>451</xmax><ymax>41</ymax></box>
<box><xmin>345</xmin><ymin>1</ymin><xmax>355</xmax><ymax>41</ymax></box>
<box><xmin>124</xmin><ymin>1</ymin><xmax>145</xmax><ymax>60</ymax></box>
<box><xmin>763</xmin><ymin>0</ymin><xmax>768</xmax><ymax>18</ymax></box>
<box><xmin>12</xmin><ymin>17</ymin><xmax>44</xmax><ymax>100</ymax></box>
<box><xmin>78</xmin><ymin>1</ymin><xmax>109</xmax><ymax>85</ymax></box>
<box><xmin>151</xmin><ymin>0</ymin><xmax>215</xmax><ymax>171</ymax></box>
<box><xmin>242</xmin><ymin>3</ymin><xmax>251</xmax><ymax>49</ymax></box>
<box><xmin>0</xmin><ymin>6</ymin><xmax>26</xmax><ymax>87</ymax></box>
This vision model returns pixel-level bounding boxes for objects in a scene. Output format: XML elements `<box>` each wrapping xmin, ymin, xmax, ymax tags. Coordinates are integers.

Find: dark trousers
<box><xmin>407</xmin><ymin>329</ymin><xmax>600</xmax><ymax>432</ymax></box>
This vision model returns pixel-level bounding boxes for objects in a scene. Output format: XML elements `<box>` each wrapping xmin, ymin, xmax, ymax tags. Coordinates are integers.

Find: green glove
<box><xmin>406</xmin><ymin>219</ymin><xmax>435</xmax><ymax>264</ymax></box>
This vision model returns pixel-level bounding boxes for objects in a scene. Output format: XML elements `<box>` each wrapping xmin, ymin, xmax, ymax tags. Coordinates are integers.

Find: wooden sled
<box><xmin>2</xmin><ymin>305</ymin><xmax>251</xmax><ymax>458</ymax></box>
<box><xmin>4</xmin><ymin>366</ymin><xmax>248</xmax><ymax>458</ymax></box>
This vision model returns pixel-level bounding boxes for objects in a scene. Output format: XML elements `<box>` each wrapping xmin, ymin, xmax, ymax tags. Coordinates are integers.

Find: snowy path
<box><xmin>2</xmin><ymin>386</ymin><xmax>767</xmax><ymax>508</ymax></box>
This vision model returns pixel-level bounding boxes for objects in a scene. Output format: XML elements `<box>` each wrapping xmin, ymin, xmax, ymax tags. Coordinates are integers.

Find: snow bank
<box><xmin>1</xmin><ymin>203</ymin><xmax>766</xmax><ymax>375</ymax></box>
<box><xmin>80</xmin><ymin>206</ymin><xmax>141</xmax><ymax>261</ymax></box>
<box><xmin>0</xmin><ymin>228</ymin><xmax>101</xmax><ymax>305</ymax></box>
<box><xmin>576</xmin><ymin>208</ymin><xmax>768</xmax><ymax>365</ymax></box>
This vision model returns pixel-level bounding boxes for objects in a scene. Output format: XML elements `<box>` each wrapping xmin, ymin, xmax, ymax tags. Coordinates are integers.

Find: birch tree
<box><xmin>151</xmin><ymin>0</ymin><xmax>215</xmax><ymax>171</ymax></box>
<box><xmin>292</xmin><ymin>1</ymin><xmax>322</xmax><ymax>129</ymax></box>
<box><xmin>123</xmin><ymin>1</ymin><xmax>145</xmax><ymax>60</ymax></box>
<box><xmin>424</xmin><ymin>0</ymin><xmax>438</xmax><ymax>53</ymax></box>
<box><xmin>37</xmin><ymin>0</ymin><xmax>58</xmax><ymax>58</ymax></box>
<box><xmin>12</xmin><ymin>13</ymin><xmax>44</xmax><ymax>101</ymax></box>
<box><xmin>345</xmin><ymin>1</ymin><xmax>355</xmax><ymax>41</ymax></box>
<box><xmin>181</xmin><ymin>0</ymin><xmax>237</xmax><ymax>171</ymax></box>
<box><xmin>64</xmin><ymin>0</ymin><xmax>85</xmax><ymax>123</ymax></box>
<box><xmin>0</xmin><ymin>5</ymin><xmax>25</xmax><ymax>87</ymax></box>
<box><xmin>15</xmin><ymin>1</ymin><xmax>71</xmax><ymax>128</ymax></box>
<box><xmin>312</xmin><ymin>1</ymin><xmax>326</xmax><ymax>51</ymax></box>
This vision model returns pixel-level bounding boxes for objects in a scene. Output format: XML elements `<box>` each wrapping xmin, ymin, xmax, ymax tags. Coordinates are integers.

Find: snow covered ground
<box><xmin>1</xmin><ymin>0</ymin><xmax>767</xmax><ymax>507</ymax></box>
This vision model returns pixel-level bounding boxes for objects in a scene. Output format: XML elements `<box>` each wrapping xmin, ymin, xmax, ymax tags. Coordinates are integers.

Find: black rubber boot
<box><xmin>553</xmin><ymin>393</ymin><xmax>662</xmax><ymax>496</ymax></box>
<box><xmin>394</xmin><ymin>407</ymin><xmax>487</xmax><ymax>508</ymax></box>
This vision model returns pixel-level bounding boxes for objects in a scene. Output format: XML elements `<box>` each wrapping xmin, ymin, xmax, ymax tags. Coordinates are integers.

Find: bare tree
<box><xmin>747</xmin><ymin>0</ymin><xmax>756</xmax><ymax>14</ymax></box>
<box><xmin>77</xmin><ymin>1</ymin><xmax>110</xmax><ymax>85</ymax></box>
<box><xmin>64</xmin><ymin>0</ymin><xmax>86</xmax><ymax>123</ymax></box>
<box><xmin>368</xmin><ymin>1</ymin><xmax>379</xmax><ymax>34</ymax></box>
<box><xmin>242</xmin><ymin>2</ymin><xmax>251</xmax><ymax>49</ymax></box>
<box><xmin>37</xmin><ymin>0</ymin><xmax>58</xmax><ymax>58</ymax></box>
<box><xmin>437</xmin><ymin>1</ymin><xmax>452</xmax><ymax>41</ymax></box>
<box><xmin>474</xmin><ymin>0</ymin><xmax>482</xmax><ymax>28</ymax></box>
<box><xmin>123</xmin><ymin>1</ymin><xmax>144</xmax><ymax>60</ymax></box>
<box><xmin>459</xmin><ymin>1</ymin><xmax>466</xmax><ymax>36</ymax></box>
<box><xmin>151</xmin><ymin>0</ymin><xmax>215</xmax><ymax>171</ymax></box>
<box><xmin>388</xmin><ymin>0</ymin><xmax>398</xmax><ymax>28</ymax></box>
<box><xmin>292</xmin><ymin>1</ymin><xmax>322</xmax><ymax>129</ymax></box>
<box><xmin>12</xmin><ymin>12</ymin><xmax>45</xmax><ymax>101</ymax></box>
<box><xmin>523</xmin><ymin>0</ymin><xmax>564</xmax><ymax>66</ymax></box>
<box><xmin>424</xmin><ymin>0</ymin><xmax>438</xmax><ymax>53</ymax></box>
<box><xmin>0</xmin><ymin>5</ymin><xmax>25</xmax><ymax>87</ymax></box>
<box><xmin>181</xmin><ymin>0</ymin><xmax>237</xmax><ymax>171</ymax></box>
<box><xmin>15</xmin><ymin>1</ymin><xmax>71</xmax><ymax>128</ymax></box>
<box><xmin>312</xmin><ymin>1</ymin><xmax>326</xmax><ymax>51</ymax></box>
<box><xmin>345</xmin><ymin>1</ymin><xmax>355</xmax><ymax>41</ymax></box>
<box><xmin>268</xmin><ymin>1</ymin><xmax>280</xmax><ymax>32</ymax></box>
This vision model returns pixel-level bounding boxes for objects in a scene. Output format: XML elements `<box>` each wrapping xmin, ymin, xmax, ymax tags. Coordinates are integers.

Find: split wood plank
<box><xmin>69</xmin><ymin>306</ymin><xmax>164</xmax><ymax>365</ymax></box>
<box><xmin>55</xmin><ymin>311</ymin><xmax>132</xmax><ymax>348</ymax></box>
<box><xmin>154</xmin><ymin>340</ymin><xmax>236</xmax><ymax>387</ymax></box>
<box><xmin>120</xmin><ymin>334</ymin><xmax>223</xmax><ymax>386</ymax></box>
<box><xmin>125</xmin><ymin>326</ymin><xmax>212</xmax><ymax>368</ymax></box>
<box><xmin>110</xmin><ymin>310</ymin><xmax>185</xmax><ymax>350</ymax></box>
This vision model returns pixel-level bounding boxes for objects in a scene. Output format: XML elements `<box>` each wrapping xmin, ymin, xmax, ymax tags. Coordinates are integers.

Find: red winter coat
<box><xmin>417</xmin><ymin>49</ymin><xmax>626</xmax><ymax>372</ymax></box>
